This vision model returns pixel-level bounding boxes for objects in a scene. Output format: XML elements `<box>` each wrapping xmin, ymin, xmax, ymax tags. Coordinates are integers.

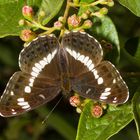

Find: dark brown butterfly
<box><xmin>0</xmin><ymin>31</ymin><xmax>129</xmax><ymax>117</ymax></box>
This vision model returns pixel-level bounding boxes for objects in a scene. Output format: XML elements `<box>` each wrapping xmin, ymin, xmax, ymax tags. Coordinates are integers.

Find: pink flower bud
<box><xmin>91</xmin><ymin>104</ymin><xmax>103</xmax><ymax>118</ymax></box>
<box><xmin>83</xmin><ymin>20</ymin><xmax>93</xmax><ymax>29</ymax></box>
<box><xmin>68</xmin><ymin>14</ymin><xmax>81</xmax><ymax>29</ymax></box>
<box><xmin>69</xmin><ymin>95</ymin><xmax>81</xmax><ymax>107</ymax></box>
<box><xmin>20</xmin><ymin>29</ymin><xmax>36</xmax><ymax>42</ymax></box>
<box><xmin>54</xmin><ymin>21</ymin><xmax>63</xmax><ymax>28</ymax></box>
<box><xmin>22</xmin><ymin>5</ymin><xmax>34</xmax><ymax>19</ymax></box>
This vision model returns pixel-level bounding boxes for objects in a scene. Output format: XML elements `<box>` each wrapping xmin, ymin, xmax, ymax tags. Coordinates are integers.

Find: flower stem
<box><xmin>32</xmin><ymin>21</ymin><xmax>51</xmax><ymax>30</ymax></box>
<box><xmin>59</xmin><ymin>0</ymin><xmax>71</xmax><ymax>38</ymax></box>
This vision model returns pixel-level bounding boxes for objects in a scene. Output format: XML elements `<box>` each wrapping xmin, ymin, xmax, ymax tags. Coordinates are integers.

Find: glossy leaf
<box><xmin>78</xmin><ymin>4</ymin><xmax>120</xmax><ymax>64</ymax></box>
<box><xmin>0</xmin><ymin>0</ymin><xmax>24</xmax><ymax>38</ymax></box>
<box><xmin>38</xmin><ymin>0</ymin><xmax>64</xmax><ymax>25</ymax></box>
<box><xmin>91</xmin><ymin>16</ymin><xmax>120</xmax><ymax>64</ymax></box>
<box><xmin>118</xmin><ymin>0</ymin><xmax>140</xmax><ymax>17</ymax></box>
<box><xmin>76</xmin><ymin>101</ymin><xmax>133</xmax><ymax>140</ymax></box>
<box><xmin>0</xmin><ymin>0</ymin><xmax>64</xmax><ymax>38</ymax></box>
<box><xmin>132</xmin><ymin>88</ymin><xmax>140</xmax><ymax>139</ymax></box>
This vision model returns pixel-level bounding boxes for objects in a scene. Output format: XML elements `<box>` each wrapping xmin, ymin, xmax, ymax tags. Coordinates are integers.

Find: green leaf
<box><xmin>78</xmin><ymin>4</ymin><xmax>120</xmax><ymax>64</ymax></box>
<box><xmin>0</xmin><ymin>0</ymin><xmax>24</xmax><ymax>38</ymax></box>
<box><xmin>76</xmin><ymin>101</ymin><xmax>133</xmax><ymax>140</ymax></box>
<box><xmin>132</xmin><ymin>88</ymin><xmax>140</xmax><ymax>139</ymax></box>
<box><xmin>0</xmin><ymin>0</ymin><xmax>64</xmax><ymax>38</ymax></box>
<box><xmin>118</xmin><ymin>0</ymin><xmax>140</xmax><ymax>17</ymax></box>
<box><xmin>91</xmin><ymin>16</ymin><xmax>120</xmax><ymax>64</ymax></box>
<box><xmin>37</xmin><ymin>0</ymin><xmax>64</xmax><ymax>25</ymax></box>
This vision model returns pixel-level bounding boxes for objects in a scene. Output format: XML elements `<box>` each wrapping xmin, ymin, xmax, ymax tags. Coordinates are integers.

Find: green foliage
<box><xmin>0</xmin><ymin>0</ymin><xmax>24</xmax><ymax>37</ymax></box>
<box><xmin>118</xmin><ymin>0</ymin><xmax>140</xmax><ymax>17</ymax></box>
<box><xmin>91</xmin><ymin>16</ymin><xmax>120</xmax><ymax>64</ymax></box>
<box><xmin>133</xmin><ymin>88</ymin><xmax>140</xmax><ymax>139</ymax></box>
<box><xmin>0</xmin><ymin>0</ymin><xmax>140</xmax><ymax>140</ymax></box>
<box><xmin>76</xmin><ymin>101</ymin><xmax>133</xmax><ymax>140</ymax></box>
<box><xmin>0</xmin><ymin>0</ymin><xmax>64</xmax><ymax>38</ymax></box>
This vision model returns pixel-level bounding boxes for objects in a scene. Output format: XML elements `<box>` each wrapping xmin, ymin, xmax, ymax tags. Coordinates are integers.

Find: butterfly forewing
<box><xmin>19</xmin><ymin>35</ymin><xmax>59</xmax><ymax>76</ymax></box>
<box><xmin>0</xmin><ymin>35</ymin><xmax>61</xmax><ymax>117</ymax></box>
<box><xmin>62</xmin><ymin>32</ymin><xmax>103</xmax><ymax>77</ymax></box>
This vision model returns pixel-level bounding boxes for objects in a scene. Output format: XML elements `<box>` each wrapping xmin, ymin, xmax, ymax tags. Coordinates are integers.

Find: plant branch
<box><xmin>59</xmin><ymin>0</ymin><xmax>71</xmax><ymax>38</ymax></box>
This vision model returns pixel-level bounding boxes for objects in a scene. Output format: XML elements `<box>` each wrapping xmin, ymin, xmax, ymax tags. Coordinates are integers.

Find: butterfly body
<box><xmin>0</xmin><ymin>31</ymin><xmax>129</xmax><ymax>117</ymax></box>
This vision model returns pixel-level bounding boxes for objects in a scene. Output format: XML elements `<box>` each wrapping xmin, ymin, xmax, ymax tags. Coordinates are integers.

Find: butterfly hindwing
<box><xmin>72</xmin><ymin>61</ymin><xmax>129</xmax><ymax>104</ymax></box>
<box><xmin>0</xmin><ymin>72</ymin><xmax>61</xmax><ymax>117</ymax></box>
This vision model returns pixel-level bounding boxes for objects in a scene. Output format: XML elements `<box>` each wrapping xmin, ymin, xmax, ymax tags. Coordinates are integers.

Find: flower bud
<box><xmin>54</xmin><ymin>21</ymin><xmax>63</xmax><ymax>29</ymax></box>
<box><xmin>58</xmin><ymin>16</ymin><xmax>64</xmax><ymax>22</ymax></box>
<box><xmin>100</xmin><ymin>8</ymin><xmax>108</xmax><ymax>15</ymax></box>
<box><xmin>107</xmin><ymin>0</ymin><xmax>114</xmax><ymax>7</ymax></box>
<box><xmin>68</xmin><ymin>14</ymin><xmax>81</xmax><ymax>29</ymax></box>
<box><xmin>76</xmin><ymin>107</ymin><xmax>82</xmax><ymax>114</ymax></box>
<box><xmin>22</xmin><ymin>5</ymin><xmax>34</xmax><ymax>20</ymax></box>
<box><xmin>20</xmin><ymin>29</ymin><xmax>36</xmax><ymax>42</ymax></box>
<box><xmin>83</xmin><ymin>20</ymin><xmax>93</xmax><ymax>29</ymax></box>
<box><xmin>18</xmin><ymin>19</ymin><xmax>25</xmax><ymax>26</ymax></box>
<box><xmin>81</xmin><ymin>13</ymin><xmax>88</xmax><ymax>19</ymax></box>
<box><xmin>69</xmin><ymin>95</ymin><xmax>81</xmax><ymax>107</ymax></box>
<box><xmin>91</xmin><ymin>104</ymin><xmax>103</xmax><ymax>118</ymax></box>
<box><xmin>38</xmin><ymin>10</ymin><xmax>45</xmax><ymax>17</ymax></box>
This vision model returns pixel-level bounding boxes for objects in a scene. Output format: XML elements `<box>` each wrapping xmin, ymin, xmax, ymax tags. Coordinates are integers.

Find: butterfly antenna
<box><xmin>42</xmin><ymin>96</ymin><xmax>63</xmax><ymax>124</ymax></box>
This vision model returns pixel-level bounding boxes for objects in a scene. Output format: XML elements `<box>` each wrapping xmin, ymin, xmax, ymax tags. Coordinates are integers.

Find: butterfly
<box><xmin>0</xmin><ymin>31</ymin><xmax>129</xmax><ymax>117</ymax></box>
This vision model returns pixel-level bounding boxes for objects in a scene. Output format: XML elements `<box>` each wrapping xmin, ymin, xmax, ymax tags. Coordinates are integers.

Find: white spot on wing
<box><xmin>17</xmin><ymin>98</ymin><xmax>24</xmax><ymax>102</ymax></box>
<box><xmin>12</xmin><ymin>112</ymin><xmax>17</xmax><ymax>115</ymax></box>
<box><xmin>39</xmin><ymin>94</ymin><xmax>46</xmax><ymax>100</ymax></box>
<box><xmin>92</xmin><ymin>70</ymin><xmax>99</xmax><ymax>79</ymax></box>
<box><xmin>35</xmin><ymin>63</ymin><xmax>43</xmax><ymax>70</ymax></box>
<box><xmin>100</xmin><ymin>96</ymin><xmax>107</xmax><ymax>100</ymax></box>
<box><xmin>104</xmin><ymin>88</ymin><xmax>111</xmax><ymax>92</ymax></box>
<box><xmin>78</xmin><ymin>55</ymin><xmax>85</xmax><ymax>61</ymax></box>
<box><xmin>39</xmin><ymin>60</ymin><xmax>47</xmax><ymax>67</ymax></box>
<box><xmin>22</xmin><ymin>105</ymin><xmax>30</xmax><ymax>109</ymax></box>
<box><xmin>10</xmin><ymin>91</ymin><xmax>14</xmax><ymax>96</ymax></box>
<box><xmin>31</xmin><ymin>71</ymin><xmax>38</xmax><ymax>77</ymax></box>
<box><xmin>86</xmin><ymin>60</ymin><xmax>92</xmax><ymax>67</ymax></box>
<box><xmin>86</xmin><ymin>88</ymin><xmax>91</xmax><ymax>94</ymax></box>
<box><xmin>83</xmin><ymin>56</ymin><xmax>89</xmax><ymax>64</ymax></box>
<box><xmin>11</xmin><ymin>109</ymin><xmax>15</xmax><ymax>112</ymax></box>
<box><xmin>17</xmin><ymin>101</ymin><xmax>29</xmax><ymax>106</ymax></box>
<box><xmin>72</xmin><ymin>50</ymin><xmax>77</xmax><ymax>59</ymax></box>
<box><xmin>89</xmin><ymin>64</ymin><xmax>94</xmax><ymax>70</ymax></box>
<box><xmin>32</xmin><ymin>66</ymin><xmax>40</xmax><ymax>74</ymax></box>
<box><xmin>97</xmin><ymin>77</ymin><xmax>104</xmax><ymax>85</ymax></box>
<box><xmin>47</xmin><ymin>53</ymin><xmax>52</xmax><ymax>63</ymax></box>
<box><xmin>24</xmin><ymin>86</ymin><xmax>31</xmax><ymax>93</ymax></box>
<box><xmin>113</xmin><ymin>79</ymin><xmax>116</xmax><ymax>83</ymax></box>
<box><xmin>101</xmin><ymin>92</ymin><xmax>111</xmax><ymax>97</ymax></box>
